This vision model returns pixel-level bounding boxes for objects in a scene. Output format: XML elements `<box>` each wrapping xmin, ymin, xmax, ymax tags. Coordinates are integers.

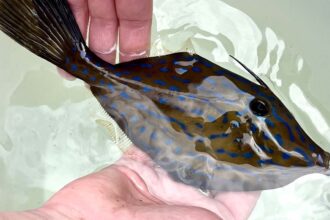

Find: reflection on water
<box><xmin>0</xmin><ymin>0</ymin><xmax>329</xmax><ymax>218</ymax></box>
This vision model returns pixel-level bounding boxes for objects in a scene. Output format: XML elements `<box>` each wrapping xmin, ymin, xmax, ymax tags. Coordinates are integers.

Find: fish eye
<box><xmin>249</xmin><ymin>98</ymin><xmax>270</xmax><ymax>116</ymax></box>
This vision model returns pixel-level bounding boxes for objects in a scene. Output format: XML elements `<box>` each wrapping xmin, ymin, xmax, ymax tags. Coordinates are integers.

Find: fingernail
<box><xmin>94</xmin><ymin>43</ymin><xmax>117</xmax><ymax>55</ymax></box>
<box><xmin>119</xmin><ymin>50</ymin><xmax>148</xmax><ymax>57</ymax></box>
<box><xmin>119</xmin><ymin>50</ymin><xmax>149</xmax><ymax>62</ymax></box>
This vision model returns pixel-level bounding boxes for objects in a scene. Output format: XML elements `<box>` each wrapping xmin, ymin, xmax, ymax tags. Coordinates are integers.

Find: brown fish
<box><xmin>0</xmin><ymin>0</ymin><xmax>329</xmax><ymax>191</ymax></box>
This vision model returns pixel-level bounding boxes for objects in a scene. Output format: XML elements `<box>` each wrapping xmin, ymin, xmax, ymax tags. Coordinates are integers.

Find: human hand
<box><xmin>0</xmin><ymin>146</ymin><xmax>259</xmax><ymax>220</ymax></box>
<box><xmin>59</xmin><ymin>0</ymin><xmax>152</xmax><ymax>80</ymax></box>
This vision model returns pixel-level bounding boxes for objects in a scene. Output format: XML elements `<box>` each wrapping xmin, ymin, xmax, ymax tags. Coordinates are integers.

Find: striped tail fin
<box><xmin>0</xmin><ymin>0</ymin><xmax>100</xmax><ymax>82</ymax></box>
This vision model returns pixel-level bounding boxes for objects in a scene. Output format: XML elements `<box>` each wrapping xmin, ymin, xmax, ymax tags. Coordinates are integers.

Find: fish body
<box><xmin>0</xmin><ymin>0</ymin><xmax>329</xmax><ymax>191</ymax></box>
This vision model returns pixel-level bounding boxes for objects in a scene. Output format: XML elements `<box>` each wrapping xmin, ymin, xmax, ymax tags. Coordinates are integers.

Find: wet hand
<box><xmin>59</xmin><ymin>0</ymin><xmax>152</xmax><ymax>80</ymax></box>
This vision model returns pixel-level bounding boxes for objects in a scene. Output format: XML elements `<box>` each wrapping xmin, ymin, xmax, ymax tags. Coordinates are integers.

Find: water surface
<box><xmin>0</xmin><ymin>0</ymin><xmax>329</xmax><ymax>218</ymax></box>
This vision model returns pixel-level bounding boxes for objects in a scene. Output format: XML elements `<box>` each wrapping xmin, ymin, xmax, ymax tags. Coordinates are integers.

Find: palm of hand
<box><xmin>42</xmin><ymin>148</ymin><xmax>259</xmax><ymax>220</ymax></box>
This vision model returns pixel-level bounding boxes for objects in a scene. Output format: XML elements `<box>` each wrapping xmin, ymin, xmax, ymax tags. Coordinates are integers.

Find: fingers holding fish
<box><xmin>116</xmin><ymin>0</ymin><xmax>153</xmax><ymax>62</ymax></box>
<box><xmin>68</xmin><ymin>0</ymin><xmax>153</xmax><ymax>64</ymax></box>
<box><xmin>58</xmin><ymin>0</ymin><xmax>118</xmax><ymax>80</ymax></box>
<box><xmin>88</xmin><ymin>0</ymin><xmax>118</xmax><ymax>64</ymax></box>
<box><xmin>58</xmin><ymin>0</ymin><xmax>152</xmax><ymax>80</ymax></box>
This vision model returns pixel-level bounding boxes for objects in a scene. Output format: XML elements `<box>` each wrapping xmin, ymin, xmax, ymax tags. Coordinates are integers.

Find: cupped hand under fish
<box><xmin>0</xmin><ymin>146</ymin><xmax>260</xmax><ymax>220</ymax></box>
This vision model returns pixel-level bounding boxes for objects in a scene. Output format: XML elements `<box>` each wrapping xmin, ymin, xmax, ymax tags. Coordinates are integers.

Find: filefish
<box><xmin>0</xmin><ymin>0</ymin><xmax>329</xmax><ymax>191</ymax></box>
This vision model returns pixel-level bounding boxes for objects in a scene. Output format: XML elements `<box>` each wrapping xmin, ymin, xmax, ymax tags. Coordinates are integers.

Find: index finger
<box><xmin>116</xmin><ymin>0</ymin><xmax>153</xmax><ymax>62</ymax></box>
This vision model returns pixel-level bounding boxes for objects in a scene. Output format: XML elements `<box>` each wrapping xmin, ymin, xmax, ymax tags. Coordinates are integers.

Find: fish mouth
<box><xmin>319</xmin><ymin>151</ymin><xmax>330</xmax><ymax>168</ymax></box>
<box><xmin>244</xmin><ymin>118</ymin><xmax>330</xmax><ymax>168</ymax></box>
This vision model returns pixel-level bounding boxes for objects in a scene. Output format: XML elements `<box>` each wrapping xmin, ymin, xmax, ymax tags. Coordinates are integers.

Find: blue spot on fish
<box><xmin>150</xmin><ymin>131</ymin><xmax>157</xmax><ymax>140</ymax></box>
<box><xmin>177</xmin><ymin>95</ymin><xmax>186</xmax><ymax>101</ymax></box>
<box><xmin>275</xmin><ymin>134</ymin><xmax>283</xmax><ymax>146</ymax></box>
<box><xmin>82</xmin><ymin>68</ymin><xmax>89</xmax><ymax>75</ymax></box>
<box><xmin>250</xmin><ymin>124</ymin><xmax>258</xmax><ymax>133</ymax></box>
<box><xmin>192</xmin><ymin>108</ymin><xmax>204</xmax><ymax>116</ymax></box>
<box><xmin>142</xmin><ymin>87</ymin><xmax>153</xmax><ymax>92</ymax></box>
<box><xmin>155</xmin><ymin>79</ymin><xmax>166</xmax><ymax>86</ymax></box>
<box><xmin>160</xmin><ymin>67</ymin><xmax>170</xmax><ymax>72</ymax></box>
<box><xmin>140</xmin><ymin>63</ymin><xmax>153</xmax><ymax>68</ymax></box>
<box><xmin>99</xmin><ymin>80</ymin><xmax>105</xmax><ymax>85</ymax></box>
<box><xmin>111</xmin><ymin>103</ymin><xmax>118</xmax><ymax>109</ymax></box>
<box><xmin>115</xmin><ymin>72</ymin><xmax>122</xmax><ymax>77</ymax></box>
<box><xmin>309</xmin><ymin>144</ymin><xmax>316</xmax><ymax>152</ymax></box>
<box><xmin>258</xmin><ymin>159</ymin><xmax>274</xmax><ymax>165</ymax></box>
<box><xmin>243</xmin><ymin>152</ymin><xmax>254</xmax><ymax>159</ymax></box>
<box><xmin>195</xmin><ymin>123</ymin><xmax>203</xmax><ymax>129</ymax></box>
<box><xmin>216</xmin><ymin>149</ymin><xmax>225</xmax><ymax>154</ymax></box>
<box><xmin>222</xmin><ymin>115</ymin><xmax>228</xmax><ymax>124</ymax></box>
<box><xmin>209</xmin><ymin>133</ymin><xmax>229</xmax><ymax>140</ymax></box>
<box><xmin>107</xmin><ymin>84</ymin><xmax>115</xmax><ymax>92</ymax></box>
<box><xmin>228</xmin><ymin>152</ymin><xmax>239</xmax><ymax>158</ymax></box>
<box><xmin>174</xmin><ymin>147</ymin><xmax>182</xmax><ymax>154</ymax></box>
<box><xmin>169</xmin><ymin>86</ymin><xmax>179</xmax><ymax>91</ymax></box>
<box><xmin>99</xmin><ymin>95</ymin><xmax>107</xmax><ymax>101</ymax></box>
<box><xmin>172</xmin><ymin>75</ymin><xmax>191</xmax><ymax>84</ymax></box>
<box><xmin>132</xmin><ymin>76</ymin><xmax>142</xmax><ymax>81</ymax></box>
<box><xmin>90</xmin><ymin>76</ymin><xmax>96</xmax><ymax>81</ymax></box>
<box><xmin>260</xmin><ymin>145</ymin><xmax>274</xmax><ymax>154</ymax></box>
<box><xmin>296</xmin><ymin>126</ymin><xmax>306</xmax><ymax>142</ymax></box>
<box><xmin>265</xmin><ymin>118</ymin><xmax>275</xmax><ymax>128</ymax></box>
<box><xmin>214</xmin><ymin>69</ymin><xmax>224</xmax><ymax>75</ymax></box>
<box><xmin>130</xmin><ymin>115</ymin><xmax>139</xmax><ymax>123</ymax></box>
<box><xmin>107</xmin><ymin>64</ymin><xmax>115</xmax><ymax>70</ymax></box>
<box><xmin>159</xmin><ymin>59</ymin><xmax>167</xmax><ymax>64</ymax></box>
<box><xmin>135</xmin><ymin>103</ymin><xmax>147</xmax><ymax>110</ymax></box>
<box><xmin>165</xmin><ymin>139</ymin><xmax>173</xmax><ymax>145</ymax></box>
<box><xmin>139</xmin><ymin>126</ymin><xmax>146</xmax><ymax>133</ymax></box>
<box><xmin>294</xmin><ymin>147</ymin><xmax>313</xmax><ymax>166</ymax></box>
<box><xmin>159</xmin><ymin>97</ymin><xmax>168</xmax><ymax>104</ymax></box>
<box><xmin>272</xmin><ymin>108</ymin><xmax>295</xmax><ymax>142</ymax></box>
<box><xmin>120</xmin><ymin>91</ymin><xmax>130</xmax><ymax>99</ymax></box>
<box><xmin>201</xmin><ymin>60</ymin><xmax>213</xmax><ymax>68</ymax></box>
<box><xmin>71</xmin><ymin>64</ymin><xmax>78</xmax><ymax>72</ymax></box>
<box><xmin>169</xmin><ymin>117</ymin><xmax>187</xmax><ymax>130</ymax></box>
<box><xmin>192</xmin><ymin>66</ymin><xmax>201</xmax><ymax>73</ymax></box>
<box><xmin>281</xmin><ymin>152</ymin><xmax>291</xmax><ymax>160</ymax></box>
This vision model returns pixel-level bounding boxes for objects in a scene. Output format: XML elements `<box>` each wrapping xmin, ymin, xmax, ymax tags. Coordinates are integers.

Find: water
<box><xmin>0</xmin><ymin>0</ymin><xmax>329</xmax><ymax>218</ymax></box>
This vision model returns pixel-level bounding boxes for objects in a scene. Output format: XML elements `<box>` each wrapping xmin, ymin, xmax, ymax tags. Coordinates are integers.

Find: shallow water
<box><xmin>0</xmin><ymin>0</ymin><xmax>329</xmax><ymax>218</ymax></box>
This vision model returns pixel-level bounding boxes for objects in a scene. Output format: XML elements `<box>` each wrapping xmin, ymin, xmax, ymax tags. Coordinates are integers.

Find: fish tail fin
<box><xmin>0</xmin><ymin>0</ymin><xmax>100</xmax><ymax>81</ymax></box>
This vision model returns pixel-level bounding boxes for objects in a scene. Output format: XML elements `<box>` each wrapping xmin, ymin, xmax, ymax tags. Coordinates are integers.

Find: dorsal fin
<box><xmin>230</xmin><ymin>55</ymin><xmax>268</xmax><ymax>88</ymax></box>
